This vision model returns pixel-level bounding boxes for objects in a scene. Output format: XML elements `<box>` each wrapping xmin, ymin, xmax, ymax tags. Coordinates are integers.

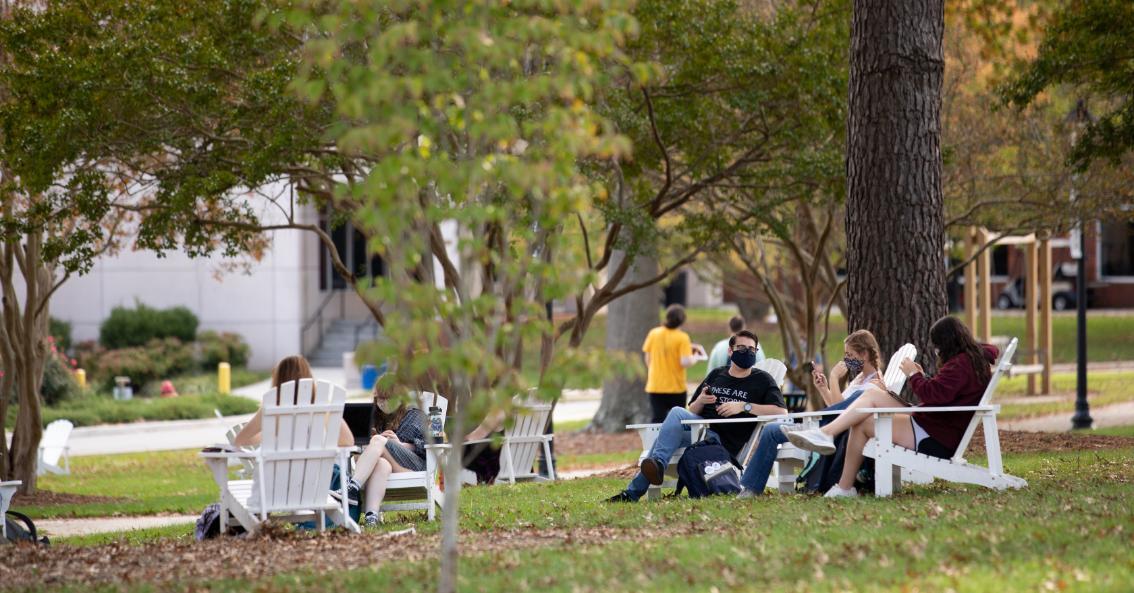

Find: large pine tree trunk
<box><xmin>591</xmin><ymin>251</ymin><xmax>659</xmax><ymax>432</ymax></box>
<box><xmin>846</xmin><ymin>0</ymin><xmax>947</xmax><ymax>367</ymax></box>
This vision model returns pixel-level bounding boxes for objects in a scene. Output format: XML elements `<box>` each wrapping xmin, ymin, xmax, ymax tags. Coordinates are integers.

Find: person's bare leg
<box><xmin>377</xmin><ymin>443</ymin><xmax>411</xmax><ymax>472</ymax></box>
<box><xmin>820</xmin><ymin>388</ymin><xmax>907</xmax><ymax>437</ymax></box>
<box><xmin>353</xmin><ymin>435</ymin><xmax>388</xmax><ymax>484</ymax></box>
<box><xmin>836</xmin><ymin>414</ymin><xmax>917</xmax><ymax>490</ymax></box>
<box><xmin>364</xmin><ymin>457</ymin><xmax>393</xmax><ymax>515</ymax></box>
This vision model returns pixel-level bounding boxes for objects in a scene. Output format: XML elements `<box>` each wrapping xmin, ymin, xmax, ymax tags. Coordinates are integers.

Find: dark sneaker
<box><xmin>604</xmin><ymin>491</ymin><xmax>636</xmax><ymax>503</ymax></box>
<box><xmin>640</xmin><ymin>458</ymin><xmax>665</xmax><ymax>486</ymax></box>
<box><xmin>331</xmin><ymin>479</ymin><xmax>361</xmax><ymax>506</ymax></box>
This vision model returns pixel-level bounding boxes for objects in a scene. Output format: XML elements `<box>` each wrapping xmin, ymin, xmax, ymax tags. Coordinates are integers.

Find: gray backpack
<box><xmin>4</xmin><ymin>511</ymin><xmax>49</xmax><ymax>546</ymax></box>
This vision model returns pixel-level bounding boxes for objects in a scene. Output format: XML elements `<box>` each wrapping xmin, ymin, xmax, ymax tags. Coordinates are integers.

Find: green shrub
<box><xmin>73</xmin><ymin>340</ymin><xmax>105</xmax><ymax>375</ymax></box>
<box><xmin>49</xmin><ymin>317</ymin><xmax>73</xmax><ymax>353</ymax></box>
<box><xmin>90</xmin><ymin>337</ymin><xmax>196</xmax><ymax>392</ymax></box>
<box><xmin>196</xmin><ymin>330</ymin><xmax>251</xmax><ymax>369</ymax></box>
<box><xmin>150</xmin><ymin>337</ymin><xmax>195</xmax><ymax>377</ymax></box>
<box><xmin>40</xmin><ymin>353</ymin><xmax>82</xmax><ymax>406</ymax></box>
<box><xmin>98</xmin><ymin>302</ymin><xmax>199</xmax><ymax>349</ymax></box>
<box><xmin>94</xmin><ymin>346</ymin><xmax>160</xmax><ymax>391</ymax></box>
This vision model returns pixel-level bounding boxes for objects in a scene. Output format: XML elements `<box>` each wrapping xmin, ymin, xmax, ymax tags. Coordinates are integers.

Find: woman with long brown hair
<box><xmin>334</xmin><ymin>382</ymin><xmax>428</xmax><ymax>527</ymax></box>
<box><xmin>233</xmin><ymin>355</ymin><xmax>353</xmax><ymax>447</ymax></box>
<box><xmin>789</xmin><ymin>317</ymin><xmax>998</xmax><ymax>497</ymax></box>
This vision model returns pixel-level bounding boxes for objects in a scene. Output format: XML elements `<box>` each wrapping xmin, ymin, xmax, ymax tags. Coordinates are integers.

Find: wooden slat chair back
<box><xmin>201</xmin><ymin>379</ymin><xmax>357</xmax><ymax>534</ymax></box>
<box><xmin>862</xmin><ymin>337</ymin><xmax>1027</xmax><ymax>496</ymax></box>
<box><xmin>37</xmin><ymin>419</ymin><xmax>73</xmax><ymax>476</ymax></box>
<box><xmin>254</xmin><ymin>379</ymin><xmax>345</xmax><ymax>513</ymax></box>
<box><xmin>496</xmin><ymin>401</ymin><xmax>555</xmax><ymax>484</ymax></box>
<box><xmin>380</xmin><ymin>392</ymin><xmax>447</xmax><ymax>520</ymax></box>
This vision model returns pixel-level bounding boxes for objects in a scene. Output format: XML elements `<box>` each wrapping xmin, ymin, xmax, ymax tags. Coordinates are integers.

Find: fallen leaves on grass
<box><xmin>0</xmin><ymin>524</ymin><xmax>720</xmax><ymax>591</ymax></box>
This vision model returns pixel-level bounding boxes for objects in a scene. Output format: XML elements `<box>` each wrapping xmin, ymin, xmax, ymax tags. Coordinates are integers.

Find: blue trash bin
<box><xmin>360</xmin><ymin>364</ymin><xmax>379</xmax><ymax>391</ymax></box>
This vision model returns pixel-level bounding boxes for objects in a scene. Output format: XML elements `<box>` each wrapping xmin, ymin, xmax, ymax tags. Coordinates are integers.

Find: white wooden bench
<box><xmin>861</xmin><ymin>337</ymin><xmax>1027</xmax><ymax>497</ymax></box>
<box><xmin>201</xmin><ymin>379</ymin><xmax>359</xmax><ymax>534</ymax></box>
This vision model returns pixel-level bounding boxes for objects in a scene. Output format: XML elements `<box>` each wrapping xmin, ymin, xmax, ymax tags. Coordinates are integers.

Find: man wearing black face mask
<box><xmin>606</xmin><ymin>330</ymin><xmax>786</xmax><ymax>502</ymax></box>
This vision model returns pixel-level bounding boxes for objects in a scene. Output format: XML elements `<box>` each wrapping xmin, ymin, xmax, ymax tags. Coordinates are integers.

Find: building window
<box><xmin>319</xmin><ymin>221</ymin><xmax>385</xmax><ymax>291</ymax></box>
<box><xmin>1100</xmin><ymin>221</ymin><xmax>1134</xmax><ymax>277</ymax></box>
<box><xmin>991</xmin><ymin>245</ymin><xmax>1010</xmax><ymax>277</ymax></box>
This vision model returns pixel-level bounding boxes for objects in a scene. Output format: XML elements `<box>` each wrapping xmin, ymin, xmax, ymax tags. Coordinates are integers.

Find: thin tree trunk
<box><xmin>591</xmin><ymin>250</ymin><xmax>659</xmax><ymax>432</ymax></box>
<box><xmin>846</xmin><ymin>0</ymin><xmax>947</xmax><ymax>367</ymax></box>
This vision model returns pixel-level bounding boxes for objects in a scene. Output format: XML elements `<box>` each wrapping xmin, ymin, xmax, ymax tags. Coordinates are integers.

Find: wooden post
<box><xmin>1038</xmin><ymin>236</ymin><xmax>1053</xmax><ymax>394</ymax></box>
<box><xmin>977</xmin><ymin>229</ymin><xmax>993</xmax><ymax>343</ymax></box>
<box><xmin>964</xmin><ymin>227</ymin><xmax>978</xmax><ymax>331</ymax></box>
<box><xmin>1025</xmin><ymin>239</ymin><xmax>1039</xmax><ymax>395</ymax></box>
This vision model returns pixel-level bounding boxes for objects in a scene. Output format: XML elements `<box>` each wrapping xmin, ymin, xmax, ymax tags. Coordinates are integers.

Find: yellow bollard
<box><xmin>218</xmin><ymin>362</ymin><xmax>231</xmax><ymax>395</ymax></box>
<box><xmin>75</xmin><ymin>368</ymin><xmax>87</xmax><ymax>389</ymax></box>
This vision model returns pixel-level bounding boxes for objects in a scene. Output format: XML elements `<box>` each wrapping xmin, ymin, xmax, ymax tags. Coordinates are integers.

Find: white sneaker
<box><xmin>824</xmin><ymin>485</ymin><xmax>858</xmax><ymax>498</ymax></box>
<box><xmin>777</xmin><ymin>423</ymin><xmax>805</xmax><ymax>434</ymax></box>
<box><xmin>787</xmin><ymin>428</ymin><xmax>836</xmax><ymax>455</ymax></box>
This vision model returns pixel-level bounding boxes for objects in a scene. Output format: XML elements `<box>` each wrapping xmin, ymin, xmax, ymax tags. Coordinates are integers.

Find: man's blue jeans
<box><xmin>738</xmin><ymin>393</ymin><xmax>861</xmax><ymax>493</ymax></box>
<box><xmin>626</xmin><ymin>407</ymin><xmax>715</xmax><ymax>500</ymax></box>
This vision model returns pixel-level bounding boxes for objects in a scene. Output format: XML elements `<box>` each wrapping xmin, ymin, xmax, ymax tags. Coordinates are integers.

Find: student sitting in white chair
<box><xmin>789</xmin><ymin>317</ymin><xmax>998</xmax><ymax>498</ymax></box>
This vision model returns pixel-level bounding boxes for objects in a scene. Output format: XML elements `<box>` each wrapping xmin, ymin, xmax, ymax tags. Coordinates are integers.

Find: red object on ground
<box><xmin>159</xmin><ymin>380</ymin><xmax>178</xmax><ymax>398</ymax></box>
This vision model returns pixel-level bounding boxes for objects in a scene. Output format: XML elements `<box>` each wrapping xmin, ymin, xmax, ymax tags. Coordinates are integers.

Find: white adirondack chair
<box><xmin>463</xmin><ymin>401</ymin><xmax>556</xmax><ymax>485</ymax></box>
<box><xmin>201</xmin><ymin>379</ymin><xmax>358</xmax><ymax>534</ymax></box>
<box><xmin>37</xmin><ymin>419</ymin><xmax>73</xmax><ymax>476</ymax></box>
<box><xmin>379</xmin><ymin>392</ymin><xmax>447</xmax><ymax>521</ymax></box>
<box><xmin>633</xmin><ymin>359</ymin><xmax>788</xmax><ymax>499</ymax></box>
<box><xmin>860</xmin><ymin>337</ymin><xmax>1027</xmax><ymax>497</ymax></box>
<box><xmin>224</xmin><ymin>421</ymin><xmax>255</xmax><ymax>480</ymax></box>
<box><xmin>0</xmin><ymin>480</ymin><xmax>19</xmax><ymax>540</ymax></box>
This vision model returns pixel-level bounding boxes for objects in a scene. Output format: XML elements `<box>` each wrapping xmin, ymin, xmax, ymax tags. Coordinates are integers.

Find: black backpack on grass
<box><xmin>4</xmin><ymin>511</ymin><xmax>50</xmax><ymax>546</ymax></box>
<box><xmin>674</xmin><ymin>437</ymin><xmax>742</xmax><ymax>498</ymax></box>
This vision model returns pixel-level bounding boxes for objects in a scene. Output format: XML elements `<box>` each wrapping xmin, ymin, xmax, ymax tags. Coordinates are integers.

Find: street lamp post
<box><xmin>1068</xmin><ymin>100</ymin><xmax>1093</xmax><ymax>430</ymax></box>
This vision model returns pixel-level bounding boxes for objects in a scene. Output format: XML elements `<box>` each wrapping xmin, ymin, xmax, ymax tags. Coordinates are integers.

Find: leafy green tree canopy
<box><xmin>1001</xmin><ymin>0</ymin><xmax>1134</xmax><ymax>169</ymax></box>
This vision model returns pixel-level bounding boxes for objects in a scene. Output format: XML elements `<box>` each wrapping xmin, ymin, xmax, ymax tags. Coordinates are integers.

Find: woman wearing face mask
<box><xmin>334</xmin><ymin>382</ymin><xmax>428</xmax><ymax>527</ymax></box>
<box><xmin>789</xmin><ymin>317</ymin><xmax>998</xmax><ymax>498</ymax></box>
<box><xmin>812</xmin><ymin>330</ymin><xmax>888</xmax><ymax>407</ymax></box>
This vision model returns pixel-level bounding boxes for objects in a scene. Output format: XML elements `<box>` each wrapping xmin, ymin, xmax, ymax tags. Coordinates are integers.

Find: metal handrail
<box><xmin>301</xmin><ymin>291</ymin><xmax>340</xmax><ymax>355</ymax></box>
<box><xmin>352</xmin><ymin>318</ymin><xmax>381</xmax><ymax>349</ymax></box>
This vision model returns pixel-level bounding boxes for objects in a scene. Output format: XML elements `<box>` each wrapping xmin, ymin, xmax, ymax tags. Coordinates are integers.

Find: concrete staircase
<box><xmin>306</xmin><ymin>319</ymin><xmax>381</xmax><ymax>367</ymax></box>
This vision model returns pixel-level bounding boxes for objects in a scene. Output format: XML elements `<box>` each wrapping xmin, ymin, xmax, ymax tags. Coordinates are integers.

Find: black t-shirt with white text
<box><xmin>694</xmin><ymin>366</ymin><xmax>786</xmax><ymax>457</ymax></box>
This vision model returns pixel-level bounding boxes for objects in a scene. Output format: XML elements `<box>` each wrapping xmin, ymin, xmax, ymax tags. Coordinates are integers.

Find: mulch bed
<box><xmin>12</xmin><ymin>490</ymin><xmax>125</xmax><ymax>507</ymax></box>
<box><xmin>972</xmin><ymin>429</ymin><xmax>1134</xmax><ymax>455</ymax></box>
<box><xmin>555</xmin><ymin>430</ymin><xmax>639</xmax><ymax>457</ymax></box>
<box><xmin>0</xmin><ymin>524</ymin><xmax>704</xmax><ymax>591</ymax></box>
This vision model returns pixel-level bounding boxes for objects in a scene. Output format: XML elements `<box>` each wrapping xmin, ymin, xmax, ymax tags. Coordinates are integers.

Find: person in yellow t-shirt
<box><xmin>642</xmin><ymin>305</ymin><xmax>706</xmax><ymax>422</ymax></box>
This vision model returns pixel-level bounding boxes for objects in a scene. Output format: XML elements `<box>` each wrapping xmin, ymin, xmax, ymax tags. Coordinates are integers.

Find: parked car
<box><xmin>996</xmin><ymin>269</ymin><xmax>1085</xmax><ymax>311</ymax></box>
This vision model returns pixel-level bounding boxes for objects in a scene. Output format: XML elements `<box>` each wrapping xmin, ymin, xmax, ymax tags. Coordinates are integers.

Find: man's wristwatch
<box><xmin>743</xmin><ymin>403</ymin><xmax>752</xmax><ymax>413</ymax></box>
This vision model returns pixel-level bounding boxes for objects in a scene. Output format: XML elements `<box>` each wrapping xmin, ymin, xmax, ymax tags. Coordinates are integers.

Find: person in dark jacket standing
<box><xmin>788</xmin><ymin>317</ymin><xmax>998</xmax><ymax>498</ymax></box>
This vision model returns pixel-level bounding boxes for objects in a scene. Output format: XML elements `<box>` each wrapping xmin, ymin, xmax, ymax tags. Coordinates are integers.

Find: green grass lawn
<box><xmin>998</xmin><ymin>370</ymin><xmax>1134</xmax><ymax>420</ymax></box>
<box><xmin>19</xmin><ymin>446</ymin><xmax>1134</xmax><ymax>593</ymax></box>
<box><xmin>26</xmin><ymin>450</ymin><xmax>223</xmax><ymax>519</ymax></box>
<box><xmin>522</xmin><ymin>308</ymin><xmax>1134</xmax><ymax>388</ymax></box>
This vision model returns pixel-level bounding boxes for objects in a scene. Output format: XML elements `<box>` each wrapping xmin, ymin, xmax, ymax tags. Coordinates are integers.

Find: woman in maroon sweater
<box><xmin>788</xmin><ymin>317</ymin><xmax>997</xmax><ymax>497</ymax></box>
